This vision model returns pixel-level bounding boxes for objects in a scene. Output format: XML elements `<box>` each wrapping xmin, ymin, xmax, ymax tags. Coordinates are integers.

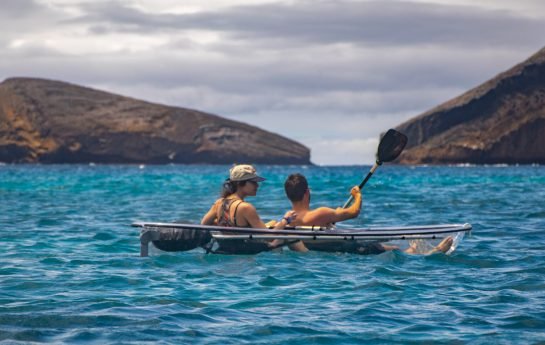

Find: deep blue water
<box><xmin>1</xmin><ymin>164</ymin><xmax>545</xmax><ymax>344</ymax></box>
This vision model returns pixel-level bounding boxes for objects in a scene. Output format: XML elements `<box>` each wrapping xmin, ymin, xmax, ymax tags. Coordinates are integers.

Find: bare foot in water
<box><xmin>404</xmin><ymin>237</ymin><xmax>454</xmax><ymax>254</ymax></box>
<box><xmin>427</xmin><ymin>236</ymin><xmax>454</xmax><ymax>254</ymax></box>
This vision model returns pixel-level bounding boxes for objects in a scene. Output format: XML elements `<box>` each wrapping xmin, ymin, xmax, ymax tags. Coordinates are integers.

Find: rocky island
<box><xmin>0</xmin><ymin>78</ymin><xmax>310</xmax><ymax>164</ymax></box>
<box><xmin>395</xmin><ymin>46</ymin><xmax>545</xmax><ymax>165</ymax></box>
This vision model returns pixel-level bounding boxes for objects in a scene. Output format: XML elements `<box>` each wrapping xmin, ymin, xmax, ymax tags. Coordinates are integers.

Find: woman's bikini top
<box><xmin>217</xmin><ymin>198</ymin><xmax>249</xmax><ymax>227</ymax></box>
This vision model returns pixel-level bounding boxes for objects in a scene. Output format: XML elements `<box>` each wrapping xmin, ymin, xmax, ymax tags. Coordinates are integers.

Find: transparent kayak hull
<box><xmin>133</xmin><ymin>222</ymin><xmax>471</xmax><ymax>257</ymax></box>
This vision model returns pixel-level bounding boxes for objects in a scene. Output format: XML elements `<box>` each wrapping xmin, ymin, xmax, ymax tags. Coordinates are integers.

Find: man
<box><xmin>282</xmin><ymin>173</ymin><xmax>453</xmax><ymax>254</ymax></box>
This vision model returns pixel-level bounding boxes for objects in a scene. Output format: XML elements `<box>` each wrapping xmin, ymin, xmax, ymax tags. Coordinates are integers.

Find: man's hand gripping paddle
<box><xmin>342</xmin><ymin>129</ymin><xmax>408</xmax><ymax>208</ymax></box>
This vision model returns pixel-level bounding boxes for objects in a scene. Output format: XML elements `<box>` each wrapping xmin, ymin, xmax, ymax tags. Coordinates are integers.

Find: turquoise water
<box><xmin>1</xmin><ymin>164</ymin><xmax>545</xmax><ymax>344</ymax></box>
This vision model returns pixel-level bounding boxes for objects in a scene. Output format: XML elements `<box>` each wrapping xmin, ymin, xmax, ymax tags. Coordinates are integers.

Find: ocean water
<box><xmin>1</xmin><ymin>164</ymin><xmax>544</xmax><ymax>344</ymax></box>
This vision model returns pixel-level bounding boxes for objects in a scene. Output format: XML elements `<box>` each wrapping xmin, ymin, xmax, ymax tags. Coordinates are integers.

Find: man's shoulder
<box><xmin>308</xmin><ymin>206</ymin><xmax>335</xmax><ymax>215</ymax></box>
<box><xmin>297</xmin><ymin>207</ymin><xmax>336</xmax><ymax>227</ymax></box>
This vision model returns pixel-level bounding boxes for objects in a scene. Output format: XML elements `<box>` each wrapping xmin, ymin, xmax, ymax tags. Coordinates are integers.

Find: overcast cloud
<box><xmin>1</xmin><ymin>0</ymin><xmax>544</xmax><ymax>164</ymax></box>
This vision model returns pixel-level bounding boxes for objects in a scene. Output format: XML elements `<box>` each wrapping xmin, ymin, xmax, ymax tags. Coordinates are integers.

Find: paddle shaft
<box><xmin>342</xmin><ymin>162</ymin><xmax>379</xmax><ymax>208</ymax></box>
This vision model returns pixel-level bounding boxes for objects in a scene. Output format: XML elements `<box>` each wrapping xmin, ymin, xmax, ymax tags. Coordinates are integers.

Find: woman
<box><xmin>201</xmin><ymin>164</ymin><xmax>298</xmax><ymax>231</ymax></box>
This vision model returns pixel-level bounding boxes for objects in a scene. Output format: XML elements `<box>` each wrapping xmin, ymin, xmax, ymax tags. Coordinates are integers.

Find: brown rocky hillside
<box><xmin>395</xmin><ymin>46</ymin><xmax>545</xmax><ymax>164</ymax></box>
<box><xmin>0</xmin><ymin>78</ymin><xmax>310</xmax><ymax>164</ymax></box>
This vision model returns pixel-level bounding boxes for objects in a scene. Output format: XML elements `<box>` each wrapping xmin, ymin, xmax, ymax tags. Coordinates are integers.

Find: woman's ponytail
<box><xmin>221</xmin><ymin>179</ymin><xmax>237</xmax><ymax>198</ymax></box>
<box><xmin>221</xmin><ymin>179</ymin><xmax>246</xmax><ymax>198</ymax></box>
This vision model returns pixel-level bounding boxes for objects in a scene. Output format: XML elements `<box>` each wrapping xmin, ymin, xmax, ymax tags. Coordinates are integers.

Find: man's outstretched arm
<box><xmin>334</xmin><ymin>186</ymin><xmax>362</xmax><ymax>221</ymax></box>
<box><xmin>310</xmin><ymin>186</ymin><xmax>362</xmax><ymax>224</ymax></box>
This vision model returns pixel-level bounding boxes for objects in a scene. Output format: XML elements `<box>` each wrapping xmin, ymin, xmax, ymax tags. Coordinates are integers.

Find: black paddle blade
<box><xmin>376</xmin><ymin>129</ymin><xmax>408</xmax><ymax>164</ymax></box>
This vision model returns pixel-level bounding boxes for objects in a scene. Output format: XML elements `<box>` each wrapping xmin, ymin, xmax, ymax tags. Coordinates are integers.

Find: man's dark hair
<box><xmin>284</xmin><ymin>173</ymin><xmax>308</xmax><ymax>202</ymax></box>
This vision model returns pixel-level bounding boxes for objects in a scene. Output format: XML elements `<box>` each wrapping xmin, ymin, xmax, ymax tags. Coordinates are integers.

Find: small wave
<box><xmin>258</xmin><ymin>275</ymin><xmax>288</xmax><ymax>287</ymax></box>
<box><xmin>486</xmin><ymin>163</ymin><xmax>509</xmax><ymax>167</ymax></box>
<box><xmin>93</xmin><ymin>232</ymin><xmax>117</xmax><ymax>241</ymax></box>
<box><xmin>451</xmin><ymin>163</ymin><xmax>476</xmax><ymax>167</ymax></box>
<box><xmin>39</xmin><ymin>257</ymin><xmax>66</xmax><ymax>265</ymax></box>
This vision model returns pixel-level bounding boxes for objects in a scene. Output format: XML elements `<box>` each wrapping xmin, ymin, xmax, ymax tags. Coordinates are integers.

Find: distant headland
<box><xmin>395</xmin><ymin>46</ymin><xmax>545</xmax><ymax>165</ymax></box>
<box><xmin>0</xmin><ymin>78</ymin><xmax>311</xmax><ymax>164</ymax></box>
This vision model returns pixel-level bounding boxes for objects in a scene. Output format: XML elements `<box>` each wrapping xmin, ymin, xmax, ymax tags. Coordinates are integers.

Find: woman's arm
<box><xmin>200</xmin><ymin>200</ymin><xmax>220</xmax><ymax>225</ymax></box>
<box><xmin>239</xmin><ymin>203</ymin><xmax>269</xmax><ymax>228</ymax></box>
<box><xmin>273</xmin><ymin>210</ymin><xmax>297</xmax><ymax>229</ymax></box>
<box><xmin>239</xmin><ymin>204</ymin><xmax>297</xmax><ymax>229</ymax></box>
<box><xmin>267</xmin><ymin>210</ymin><xmax>305</xmax><ymax>251</ymax></box>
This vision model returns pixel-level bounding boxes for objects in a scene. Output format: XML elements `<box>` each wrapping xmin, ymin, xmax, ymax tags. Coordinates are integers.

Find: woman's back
<box><xmin>216</xmin><ymin>197</ymin><xmax>249</xmax><ymax>227</ymax></box>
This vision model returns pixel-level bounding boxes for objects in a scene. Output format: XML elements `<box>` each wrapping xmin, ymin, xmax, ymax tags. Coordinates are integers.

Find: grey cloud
<box><xmin>1</xmin><ymin>41</ymin><xmax>527</xmax><ymax>115</ymax></box>
<box><xmin>72</xmin><ymin>0</ymin><xmax>545</xmax><ymax>48</ymax></box>
<box><xmin>1</xmin><ymin>0</ymin><xmax>44</xmax><ymax>18</ymax></box>
<box><xmin>0</xmin><ymin>54</ymin><xmax>454</xmax><ymax>117</ymax></box>
<box><xmin>2</xmin><ymin>41</ymin><xmax>65</xmax><ymax>59</ymax></box>
<box><xmin>0</xmin><ymin>0</ymin><xmax>67</xmax><ymax>41</ymax></box>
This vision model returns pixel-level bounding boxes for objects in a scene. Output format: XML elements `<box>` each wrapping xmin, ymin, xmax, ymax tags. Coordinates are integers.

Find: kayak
<box><xmin>131</xmin><ymin>130</ymin><xmax>469</xmax><ymax>257</ymax></box>
<box><xmin>132</xmin><ymin>222</ymin><xmax>472</xmax><ymax>257</ymax></box>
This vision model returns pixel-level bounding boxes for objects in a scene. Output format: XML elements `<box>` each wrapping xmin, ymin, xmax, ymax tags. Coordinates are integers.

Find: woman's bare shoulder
<box><xmin>210</xmin><ymin>198</ymin><xmax>224</xmax><ymax>208</ymax></box>
<box><xmin>237</xmin><ymin>201</ymin><xmax>256</xmax><ymax>211</ymax></box>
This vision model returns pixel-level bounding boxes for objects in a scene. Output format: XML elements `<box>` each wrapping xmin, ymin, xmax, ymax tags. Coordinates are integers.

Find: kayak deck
<box><xmin>133</xmin><ymin>222</ymin><xmax>472</xmax><ymax>257</ymax></box>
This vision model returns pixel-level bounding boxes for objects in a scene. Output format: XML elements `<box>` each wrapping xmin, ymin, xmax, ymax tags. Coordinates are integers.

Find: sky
<box><xmin>1</xmin><ymin>0</ymin><xmax>544</xmax><ymax>165</ymax></box>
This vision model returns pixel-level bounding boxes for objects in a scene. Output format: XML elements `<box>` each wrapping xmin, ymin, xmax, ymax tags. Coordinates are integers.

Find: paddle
<box><xmin>342</xmin><ymin>129</ymin><xmax>408</xmax><ymax>208</ymax></box>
